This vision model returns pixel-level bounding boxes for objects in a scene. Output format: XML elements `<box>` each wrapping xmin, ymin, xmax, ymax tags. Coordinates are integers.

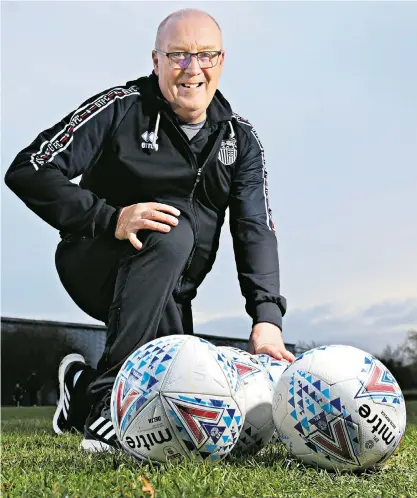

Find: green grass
<box><xmin>1</xmin><ymin>403</ymin><xmax>417</xmax><ymax>498</ymax></box>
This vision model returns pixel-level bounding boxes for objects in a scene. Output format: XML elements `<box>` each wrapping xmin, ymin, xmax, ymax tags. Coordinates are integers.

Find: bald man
<box><xmin>5</xmin><ymin>9</ymin><xmax>293</xmax><ymax>451</ymax></box>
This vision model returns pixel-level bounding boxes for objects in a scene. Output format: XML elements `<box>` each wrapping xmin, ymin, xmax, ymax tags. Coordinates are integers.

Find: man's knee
<box><xmin>140</xmin><ymin>216</ymin><xmax>194</xmax><ymax>262</ymax></box>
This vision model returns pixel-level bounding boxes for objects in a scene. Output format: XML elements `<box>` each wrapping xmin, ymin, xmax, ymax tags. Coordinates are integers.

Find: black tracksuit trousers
<box><xmin>55</xmin><ymin>216</ymin><xmax>195</xmax><ymax>413</ymax></box>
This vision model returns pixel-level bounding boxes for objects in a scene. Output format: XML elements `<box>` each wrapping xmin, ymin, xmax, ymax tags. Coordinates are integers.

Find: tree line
<box><xmin>377</xmin><ymin>330</ymin><xmax>417</xmax><ymax>395</ymax></box>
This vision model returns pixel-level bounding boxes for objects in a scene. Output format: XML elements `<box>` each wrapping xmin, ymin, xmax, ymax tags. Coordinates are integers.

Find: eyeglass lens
<box><xmin>170</xmin><ymin>52</ymin><xmax>219</xmax><ymax>69</ymax></box>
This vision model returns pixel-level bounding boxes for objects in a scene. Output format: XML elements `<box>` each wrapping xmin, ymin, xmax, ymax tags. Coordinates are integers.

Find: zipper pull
<box><xmin>195</xmin><ymin>168</ymin><xmax>202</xmax><ymax>183</ymax></box>
<box><xmin>190</xmin><ymin>167</ymin><xmax>202</xmax><ymax>198</ymax></box>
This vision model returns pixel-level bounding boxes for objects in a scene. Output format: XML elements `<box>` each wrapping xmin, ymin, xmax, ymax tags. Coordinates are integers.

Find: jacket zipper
<box><xmin>163</xmin><ymin>115</ymin><xmax>227</xmax><ymax>295</ymax></box>
<box><xmin>178</xmin><ymin>129</ymin><xmax>226</xmax><ymax>293</ymax></box>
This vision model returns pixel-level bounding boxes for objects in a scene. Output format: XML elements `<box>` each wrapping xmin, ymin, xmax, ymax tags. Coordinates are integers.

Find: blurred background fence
<box><xmin>3</xmin><ymin>316</ymin><xmax>415</xmax><ymax>408</ymax></box>
<box><xmin>1</xmin><ymin>316</ymin><xmax>296</xmax><ymax>406</ymax></box>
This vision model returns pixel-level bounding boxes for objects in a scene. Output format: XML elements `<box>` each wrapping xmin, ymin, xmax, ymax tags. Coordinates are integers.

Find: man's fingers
<box><xmin>256</xmin><ymin>344</ymin><xmax>283</xmax><ymax>361</ymax></box>
<box><xmin>143</xmin><ymin>210</ymin><xmax>179</xmax><ymax>226</ymax></box>
<box><xmin>138</xmin><ymin>219</ymin><xmax>172</xmax><ymax>233</ymax></box>
<box><xmin>254</xmin><ymin>343</ymin><xmax>295</xmax><ymax>363</ymax></box>
<box><xmin>282</xmin><ymin>350</ymin><xmax>296</xmax><ymax>363</ymax></box>
<box><xmin>148</xmin><ymin>203</ymin><xmax>181</xmax><ymax>217</ymax></box>
<box><xmin>116</xmin><ymin>202</ymin><xmax>180</xmax><ymax>242</ymax></box>
<box><xmin>128</xmin><ymin>233</ymin><xmax>143</xmax><ymax>250</ymax></box>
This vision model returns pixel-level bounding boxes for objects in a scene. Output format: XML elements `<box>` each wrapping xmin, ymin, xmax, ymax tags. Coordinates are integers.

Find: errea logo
<box><xmin>141</xmin><ymin>131</ymin><xmax>159</xmax><ymax>151</ymax></box>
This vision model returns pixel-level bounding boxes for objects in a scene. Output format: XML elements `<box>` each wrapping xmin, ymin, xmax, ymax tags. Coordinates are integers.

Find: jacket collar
<box><xmin>131</xmin><ymin>72</ymin><xmax>233</xmax><ymax>124</ymax></box>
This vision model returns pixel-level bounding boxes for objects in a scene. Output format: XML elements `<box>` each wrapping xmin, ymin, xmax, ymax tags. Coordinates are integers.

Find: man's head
<box><xmin>152</xmin><ymin>9</ymin><xmax>224</xmax><ymax>123</ymax></box>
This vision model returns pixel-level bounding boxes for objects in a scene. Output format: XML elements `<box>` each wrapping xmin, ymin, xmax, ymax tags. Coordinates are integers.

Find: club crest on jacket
<box><xmin>218</xmin><ymin>137</ymin><xmax>237</xmax><ymax>165</ymax></box>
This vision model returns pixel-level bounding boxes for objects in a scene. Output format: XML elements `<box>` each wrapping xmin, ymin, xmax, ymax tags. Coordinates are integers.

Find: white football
<box><xmin>111</xmin><ymin>336</ymin><xmax>246</xmax><ymax>463</ymax></box>
<box><xmin>272</xmin><ymin>345</ymin><xmax>407</xmax><ymax>471</ymax></box>
<box><xmin>219</xmin><ymin>347</ymin><xmax>275</xmax><ymax>453</ymax></box>
<box><xmin>256</xmin><ymin>354</ymin><xmax>291</xmax><ymax>442</ymax></box>
<box><xmin>256</xmin><ymin>354</ymin><xmax>291</xmax><ymax>386</ymax></box>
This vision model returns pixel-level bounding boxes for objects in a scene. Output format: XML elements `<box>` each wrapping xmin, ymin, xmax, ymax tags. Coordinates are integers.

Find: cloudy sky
<box><xmin>2</xmin><ymin>1</ymin><xmax>416</xmax><ymax>355</ymax></box>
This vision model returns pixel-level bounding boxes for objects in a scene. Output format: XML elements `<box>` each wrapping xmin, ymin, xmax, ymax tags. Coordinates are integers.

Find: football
<box><xmin>256</xmin><ymin>354</ymin><xmax>291</xmax><ymax>443</ymax></box>
<box><xmin>111</xmin><ymin>335</ymin><xmax>246</xmax><ymax>463</ymax></box>
<box><xmin>256</xmin><ymin>354</ymin><xmax>291</xmax><ymax>386</ymax></box>
<box><xmin>219</xmin><ymin>347</ymin><xmax>275</xmax><ymax>453</ymax></box>
<box><xmin>272</xmin><ymin>345</ymin><xmax>407</xmax><ymax>471</ymax></box>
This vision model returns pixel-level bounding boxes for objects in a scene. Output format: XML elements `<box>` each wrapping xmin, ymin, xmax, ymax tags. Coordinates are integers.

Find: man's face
<box><xmin>153</xmin><ymin>14</ymin><xmax>224</xmax><ymax>123</ymax></box>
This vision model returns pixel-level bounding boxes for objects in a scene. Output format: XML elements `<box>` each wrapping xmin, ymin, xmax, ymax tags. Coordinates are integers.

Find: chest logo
<box><xmin>141</xmin><ymin>131</ymin><xmax>159</xmax><ymax>151</ymax></box>
<box><xmin>218</xmin><ymin>137</ymin><xmax>237</xmax><ymax>165</ymax></box>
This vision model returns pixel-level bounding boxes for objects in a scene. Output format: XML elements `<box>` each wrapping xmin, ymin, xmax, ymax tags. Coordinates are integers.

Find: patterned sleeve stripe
<box><xmin>30</xmin><ymin>85</ymin><xmax>140</xmax><ymax>171</ymax></box>
<box><xmin>232</xmin><ymin>113</ymin><xmax>275</xmax><ymax>231</ymax></box>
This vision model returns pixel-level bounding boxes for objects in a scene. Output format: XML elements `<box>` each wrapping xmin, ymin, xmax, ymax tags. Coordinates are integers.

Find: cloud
<box><xmin>196</xmin><ymin>299</ymin><xmax>417</xmax><ymax>356</ymax></box>
<box><xmin>284</xmin><ymin>299</ymin><xmax>417</xmax><ymax>355</ymax></box>
<box><xmin>361</xmin><ymin>299</ymin><xmax>417</xmax><ymax>319</ymax></box>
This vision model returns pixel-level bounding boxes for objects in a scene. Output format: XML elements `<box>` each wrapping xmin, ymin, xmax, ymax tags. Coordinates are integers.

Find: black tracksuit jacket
<box><xmin>5</xmin><ymin>73</ymin><xmax>287</xmax><ymax>329</ymax></box>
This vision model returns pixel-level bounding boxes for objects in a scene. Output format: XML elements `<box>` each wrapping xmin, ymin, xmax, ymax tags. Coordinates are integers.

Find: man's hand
<box><xmin>115</xmin><ymin>202</ymin><xmax>180</xmax><ymax>250</ymax></box>
<box><xmin>248</xmin><ymin>322</ymin><xmax>296</xmax><ymax>362</ymax></box>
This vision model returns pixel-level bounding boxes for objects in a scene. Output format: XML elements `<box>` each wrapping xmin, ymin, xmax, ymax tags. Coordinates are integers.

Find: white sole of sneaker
<box><xmin>52</xmin><ymin>353</ymin><xmax>86</xmax><ymax>435</ymax></box>
<box><xmin>80</xmin><ymin>438</ymin><xmax>114</xmax><ymax>453</ymax></box>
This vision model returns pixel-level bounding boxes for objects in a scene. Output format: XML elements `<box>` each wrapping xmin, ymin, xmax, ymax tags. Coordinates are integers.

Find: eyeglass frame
<box><xmin>154</xmin><ymin>49</ymin><xmax>223</xmax><ymax>69</ymax></box>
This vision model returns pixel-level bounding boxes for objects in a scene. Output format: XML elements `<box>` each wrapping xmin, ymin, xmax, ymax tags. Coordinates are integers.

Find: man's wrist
<box><xmin>252</xmin><ymin>322</ymin><xmax>282</xmax><ymax>334</ymax></box>
<box><xmin>252</xmin><ymin>302</ymin><xmax>283</xmax><ymax>331</ymax></box>
<box><xmin>114</xmin><ymin>207</ymin><xmax>127</xmax><ymax>239</ymax></box>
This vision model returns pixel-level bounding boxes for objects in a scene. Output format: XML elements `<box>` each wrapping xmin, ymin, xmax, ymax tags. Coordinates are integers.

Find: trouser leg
<box><xmin>87</xmin><ymin>219</ymin><xmax>195</xmax><ymax>404</ymax></box>
<box><xmin>56</xmin><ymin>217</ymin><xmax>195</xmax><ymax>409</ymax></box>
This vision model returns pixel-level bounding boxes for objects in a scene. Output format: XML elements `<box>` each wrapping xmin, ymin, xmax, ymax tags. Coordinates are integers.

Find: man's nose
<box><xmin>185</xmin><ymin>55</ymin><xmax>202</xmax><ymax>76</ymax></box>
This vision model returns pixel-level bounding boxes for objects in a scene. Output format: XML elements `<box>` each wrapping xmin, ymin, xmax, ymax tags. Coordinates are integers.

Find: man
<box><xmin>5</xmin><ymin>9</ymin><xmax>294</xmax><ymax>451</ymax></box>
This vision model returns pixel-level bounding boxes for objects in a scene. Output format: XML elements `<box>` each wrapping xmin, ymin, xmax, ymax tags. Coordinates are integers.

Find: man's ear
<box><xmin>152</xmin><ymin>50</ymin><xmax>159</xmax><ymax>75</ymax></box>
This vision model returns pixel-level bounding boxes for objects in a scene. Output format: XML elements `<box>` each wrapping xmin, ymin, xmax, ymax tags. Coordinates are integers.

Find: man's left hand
<box><xmin>248</xmin><ymin>322</ymin><xmax>296</xmax><ymax>362</ymax></box>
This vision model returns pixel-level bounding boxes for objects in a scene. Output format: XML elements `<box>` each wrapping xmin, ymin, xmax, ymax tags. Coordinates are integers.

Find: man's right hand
<box><xmin>115</xmin><ymin>202</ymin><xmax>181</xmax><ymax>250</ymax></box>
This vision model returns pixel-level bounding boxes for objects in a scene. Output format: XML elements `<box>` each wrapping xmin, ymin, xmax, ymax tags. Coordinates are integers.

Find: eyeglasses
<box><xmin>154</xmin><ymin>49</ymin><xmax>222</xmax><ymax>70</ymax></box>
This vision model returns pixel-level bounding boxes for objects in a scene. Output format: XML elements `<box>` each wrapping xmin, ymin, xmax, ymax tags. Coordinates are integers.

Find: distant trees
<box><xmin>379</xmin><ymin>330</ymin><xmax>417</xmax><ymax>393</ymax></box>
<box><xmin>404</xmin><ymin>330</ymin><xmax>417</xmax><ymax>370</ymax></box>
<box><xmin>295</xmin><ymin>341</ymin><xmax>319</xmax><ymax>355</ymax></box>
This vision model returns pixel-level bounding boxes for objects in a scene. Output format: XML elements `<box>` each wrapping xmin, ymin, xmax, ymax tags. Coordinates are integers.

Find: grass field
<box><xmin>2</xmin><ymin>403</ymin><xmax>417</xmax><ymax>498</ymax></box>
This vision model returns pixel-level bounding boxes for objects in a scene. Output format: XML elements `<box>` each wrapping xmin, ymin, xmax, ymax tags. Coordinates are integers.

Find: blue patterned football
<box><xmin>272</xmin><ymin>345</ymin><xmax>406</xmax><ymax>471</ymax></box>
<box><xmin>111</xmin><ymin>335</ymin><xmax>246</xmax><ymax>463</ymax></box>
<box><xmin>256</xmin><ymin>354</ymin><xmax>291</xmax><ymax>443</ymax></box>
<box><xmin>219</xmin><ymin>347</ymin><xmax>275</xmax><ymax>453</ymax></box>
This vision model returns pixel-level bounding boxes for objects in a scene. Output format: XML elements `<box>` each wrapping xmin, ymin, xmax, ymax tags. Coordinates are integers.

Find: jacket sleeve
<box><xmin>229</xmin><ymin>120</ymin><xmax>287</xmax><ymax>330</ymax></box>
<box><xmin>4</xmin><ymin>85</ymin><xmax>139</xmax><ymax>237</ymax></box>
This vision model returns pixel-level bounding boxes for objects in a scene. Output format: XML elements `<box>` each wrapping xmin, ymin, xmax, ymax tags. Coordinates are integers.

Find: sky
<box><xmin>1</xmin><ymin>1</ymin><xmax>417</xmax><ymax>355</ymax></box>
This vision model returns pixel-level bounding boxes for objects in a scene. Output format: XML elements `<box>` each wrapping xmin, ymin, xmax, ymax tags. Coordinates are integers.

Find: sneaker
<box><xmin>81</xmin><ymin>392</ymin><xmax>119</xmax><ymax>453</ymax></box>
<box><xmin>52</xmin><ymin>353</ymin><xmax>87</xmax><ymax>435</ymax></box>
